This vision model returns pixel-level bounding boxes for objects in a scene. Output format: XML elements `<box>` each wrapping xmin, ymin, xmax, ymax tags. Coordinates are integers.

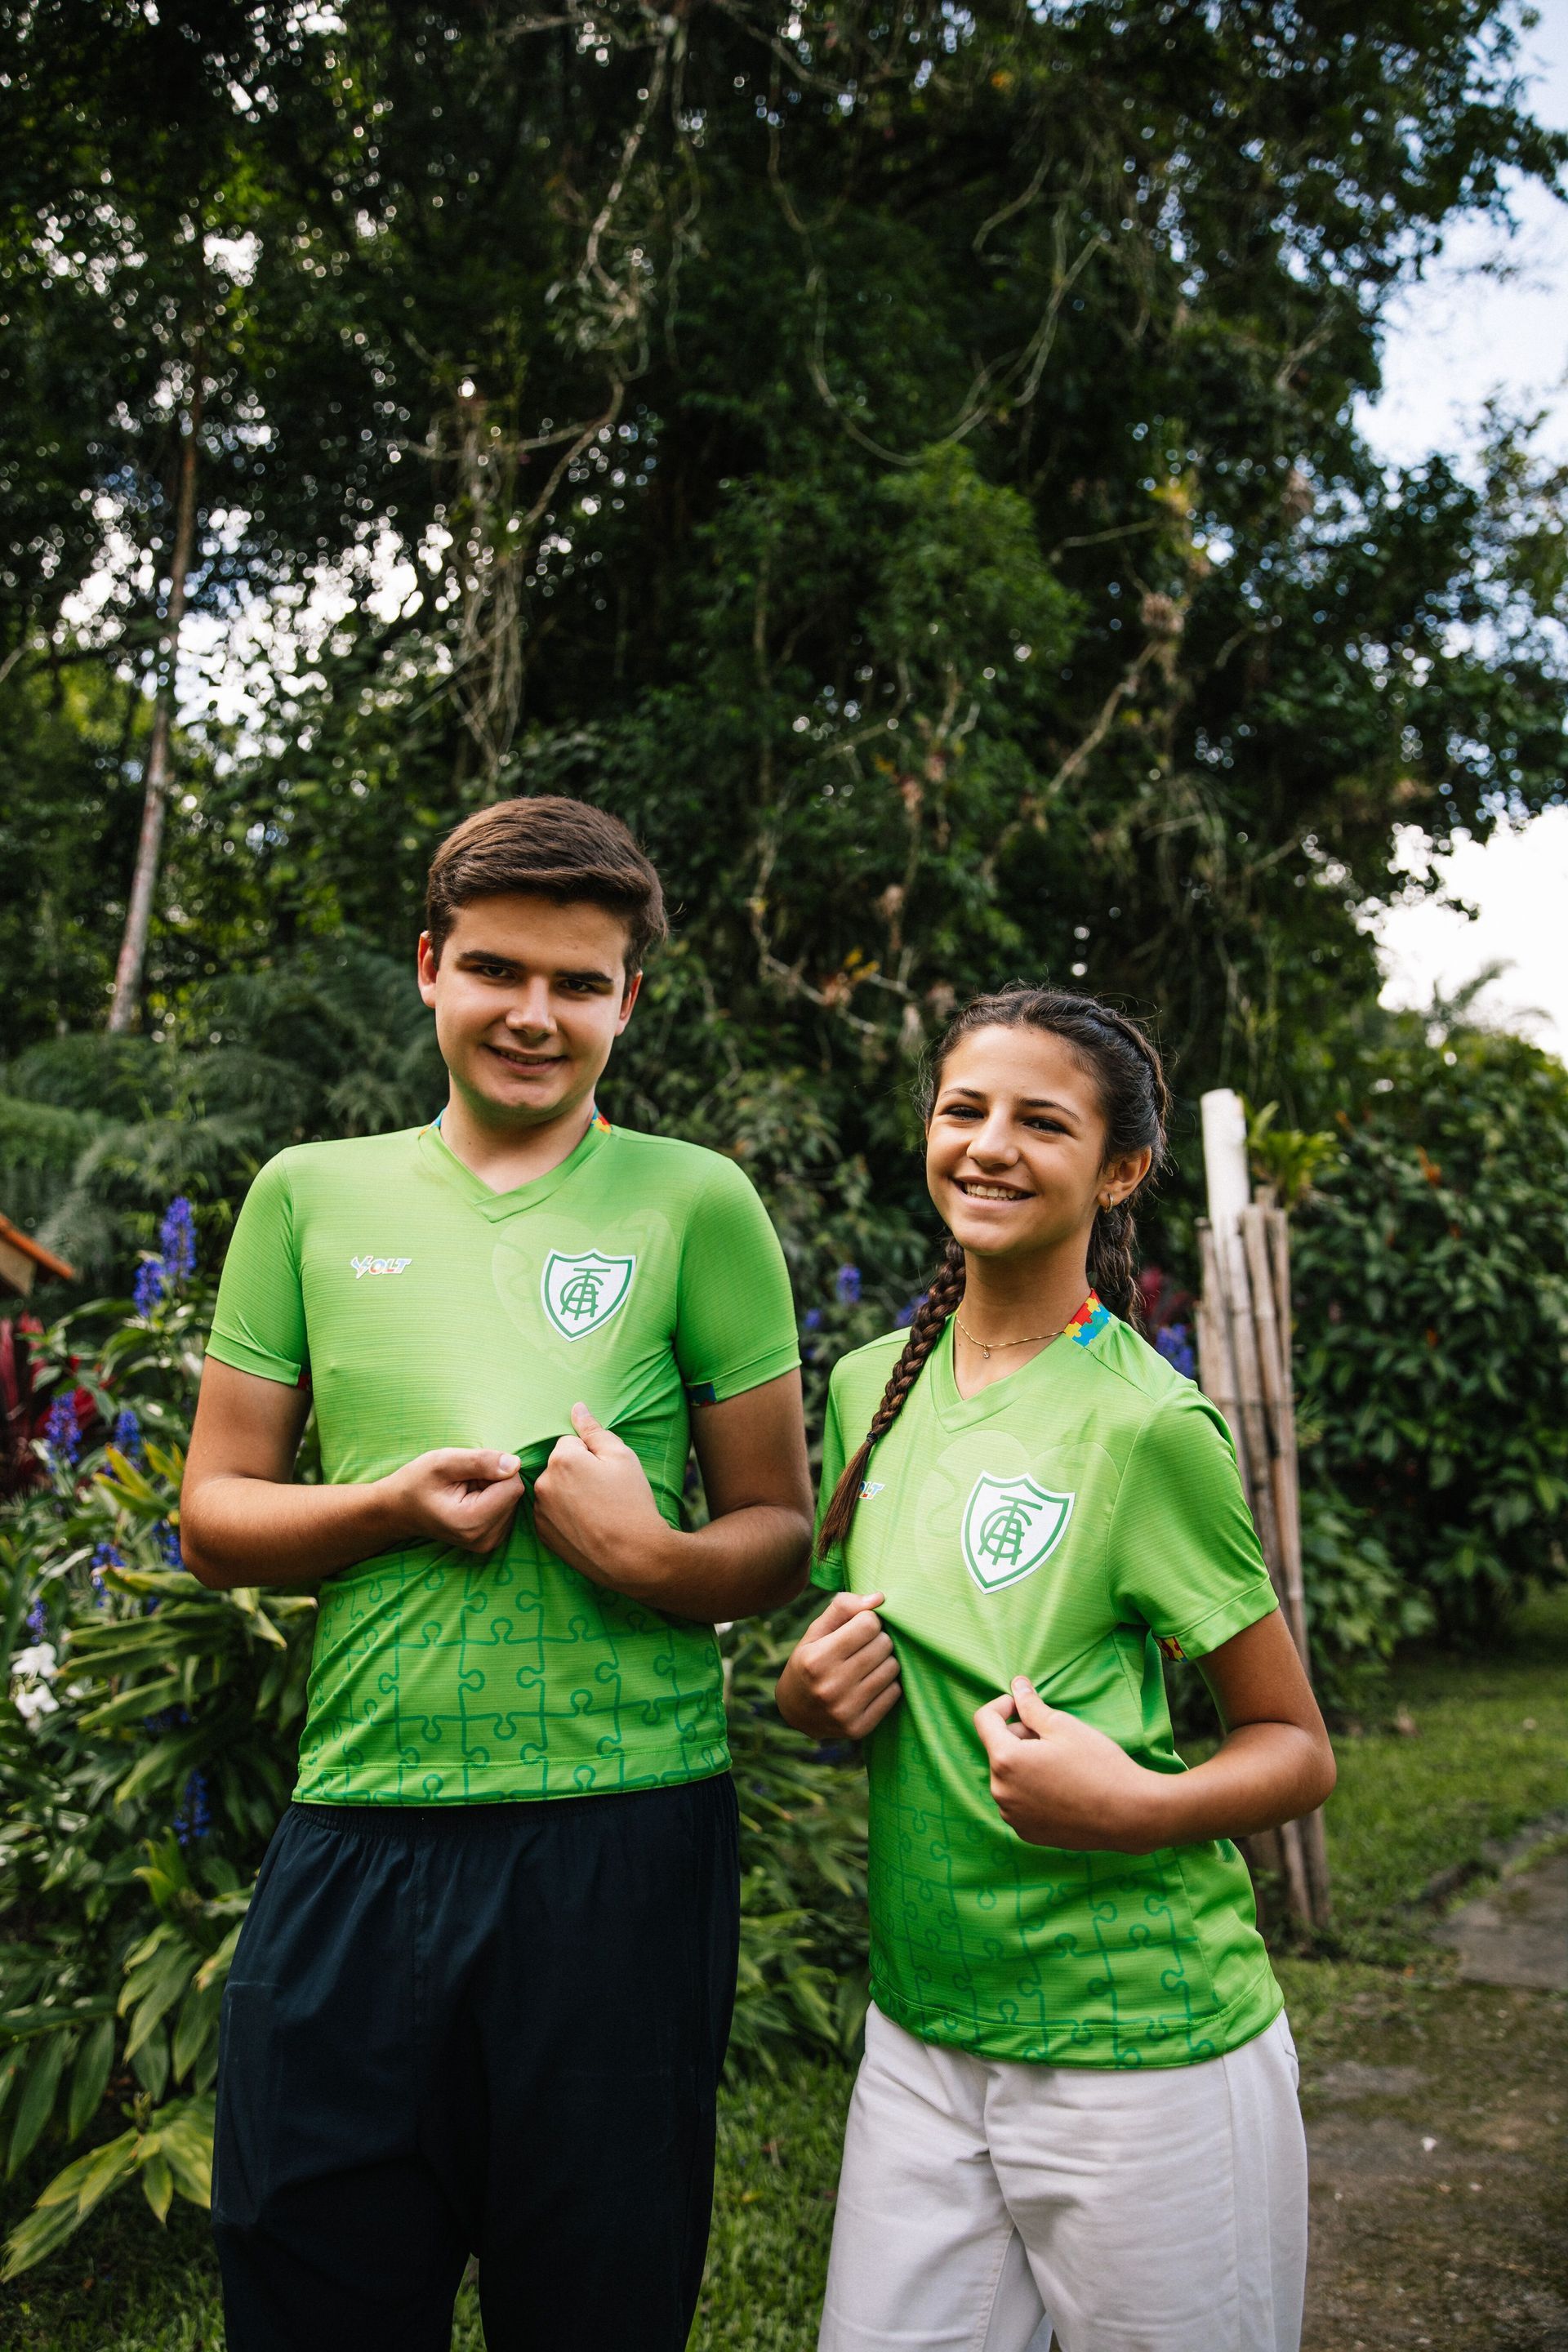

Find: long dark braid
<box><xmin>816</xmin><ymin>986</ymin><xmax>1169</xmax><ymax>1565</ymax></box>
<box><xmin>816</xmin><ymin>1237</ymin><xmax>966</xmax><ymax>1562</ymax></box>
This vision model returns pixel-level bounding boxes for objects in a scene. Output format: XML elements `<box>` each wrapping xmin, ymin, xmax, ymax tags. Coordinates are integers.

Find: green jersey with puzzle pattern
<box><xmin>813</xmin><ymin>1294</ymin><xmax>1284</xmax><ymax>2068</ymax></box>
<box><xmin>207</xmin><ymin>1116</ymin><xmax>800</xmax><ymax>1804</ymax></box>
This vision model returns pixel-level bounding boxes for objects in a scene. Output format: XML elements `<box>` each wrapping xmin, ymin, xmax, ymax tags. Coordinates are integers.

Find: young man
<box><xmin>182</xmin><ymin>796</ymin><xmax>812</xmax><ymax>2352</ymax></box>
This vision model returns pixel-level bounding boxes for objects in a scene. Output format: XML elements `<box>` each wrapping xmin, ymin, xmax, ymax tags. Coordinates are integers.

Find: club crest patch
<box><xmin>541</xmin><ymin>1250</ymin><xmax>636</xmax><ymax>1340</ymax></box>
<box><xmin>960</xmin><ymin>1472</ymin><xmax>1075</xmax><ymax>1592</ymax></box>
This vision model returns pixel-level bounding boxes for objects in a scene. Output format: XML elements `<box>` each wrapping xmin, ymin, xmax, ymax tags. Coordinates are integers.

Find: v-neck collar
<box><xmin>416</xmin><ymin>1110</ymin><xmax>610</xmax><ymax>1223</ymax></box>
<box><xmin>929</xmin><ymin>1290</ymin><xmax>1107</xmax><ymax>1430</ymax></box>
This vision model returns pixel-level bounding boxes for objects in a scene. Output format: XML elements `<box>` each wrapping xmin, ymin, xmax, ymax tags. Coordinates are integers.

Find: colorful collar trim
<box><xmin>1067</xmin><ymin>1291</ymin><xmax>1110</xmax><ymax>1346</ymax></box>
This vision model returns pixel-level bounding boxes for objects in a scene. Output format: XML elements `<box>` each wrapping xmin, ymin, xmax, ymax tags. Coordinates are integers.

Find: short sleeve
<box><xmin>810</xmin><ymin>1378</ymin><xmax>849</xmax><ymax>1596</ymax></box>
<box><xmin>205</xmin><ymin>1153</ymin><xmax>308</xmax><ymax>1387</ymax></box>
<box><xmin>1108</xmin><ymin>1385</ymin><xmax>1278</xmax><ymax>1660</ymax></box>
<box><xmin>673</xmin><ymin>1156</ymin><xmax>800</xmax><ymax>1405</ymax></box>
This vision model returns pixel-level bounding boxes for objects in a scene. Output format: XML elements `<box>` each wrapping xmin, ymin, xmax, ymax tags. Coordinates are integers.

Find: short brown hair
<box><xmin>425</xmin><ymin>795</ymin><xmax>667</xmax><ymax>969</ymax></box>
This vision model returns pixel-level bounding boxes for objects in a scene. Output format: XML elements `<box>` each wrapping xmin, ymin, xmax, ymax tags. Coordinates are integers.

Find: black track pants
<box><xmin>212</xmin><ymin>1775</ymin><xmax>740</xmax><ymax>2352</ymax></box>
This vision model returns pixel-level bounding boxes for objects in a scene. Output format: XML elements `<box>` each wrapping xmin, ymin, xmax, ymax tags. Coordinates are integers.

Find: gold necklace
<box><xmin>954</xmin><ymin>1313</ymin><xmax>1067</xmax><ymax>1363</ymax></box>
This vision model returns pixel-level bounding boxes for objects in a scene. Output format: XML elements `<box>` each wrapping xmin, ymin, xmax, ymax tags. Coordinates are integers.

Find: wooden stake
<box><xmin>1198</xmin><ymin>1090</ymin><xmax>1330</xmax><ymax>1933</ymax></box>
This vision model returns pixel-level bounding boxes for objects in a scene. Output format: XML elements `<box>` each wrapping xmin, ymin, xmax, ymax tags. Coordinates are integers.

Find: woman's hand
<box><xmin>777</xmin><ymin>1590</ymin><xmax>902</xmax><ymax>1742</ymax></box>
<box><xmin>977</xmin><ymin>1615</ymin><xmax>1338</xmax><ymax>1855</ymax></box>
<box><xmin>973</xmin><ymin>1677</ymin><xmax>1172</xmax><ymax>1853</ymax></box>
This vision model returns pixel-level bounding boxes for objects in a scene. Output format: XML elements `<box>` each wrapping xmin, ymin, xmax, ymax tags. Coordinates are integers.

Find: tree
<box><xmin>1292</xmin><ymin>1010</ymin><xmax>1568</xmax><ymax>1633</ymax></box>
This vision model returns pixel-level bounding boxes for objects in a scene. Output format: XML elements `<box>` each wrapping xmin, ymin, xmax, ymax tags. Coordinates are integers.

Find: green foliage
<box><xmin>0</xmin><ymin>945</ymin><xmax>443</xmax><ymax>1282</ymax></box>
<box><xmin>724</xmin><ymin>1605</ymin><xmax>869</xmax><ymax>2065</ymax></box>
<box><xmin>1293</xmin><ymin>1018</ymin><xmax>1568</xmax><ymax>1633</ymax></box>
<box><xmin>1297</xmin><ymin>1481</ymin><xmax>1432</xmax><ymax>1702</ymax></box>
<box><xmin>0</xmin><ymin>1259</ymin><xmax>319</xmax><ymax>2275</ymax></box>
<box><xmin>1245</xmin><ymin>1101</ymin><xmax>1341</xmax><ymax>1214</ymax></box>
<box><xmin>3</xmin><ymin>0</ymin><xmax>1567</xmax><ymax>1147</ymax></box>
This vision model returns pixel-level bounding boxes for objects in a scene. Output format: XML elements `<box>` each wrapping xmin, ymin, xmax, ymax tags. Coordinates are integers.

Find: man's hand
<box><xmin>532</xmin><ymin>1405</ymin><xmax>672</xmax><ymax>1591</ymax></box>
<box><xmin>386</xmin><ymin>1448</ymin><xmax>523</xmax><ymax>1557</ymax></box>
<box><xmin>973</xmin><ymin>1677</ymin><xmax>1170</xmax><ymax>1853</ymax></box>
<box><xmin>181</xmin><ymin>1360</ymin><xmax>529</xmax><ymax>1590</ymax></box>
<box><xmin>776</xmin><ymin>1591</ymin><xmax>902</xmax><ymax>1742</ymax></box>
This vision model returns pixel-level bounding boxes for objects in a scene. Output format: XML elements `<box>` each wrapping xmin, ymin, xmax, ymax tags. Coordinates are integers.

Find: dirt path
<box><xmin>1290</xmin><ymin>1855</ymin><xmax>1568</xmax><ymax>2351</ymax></box>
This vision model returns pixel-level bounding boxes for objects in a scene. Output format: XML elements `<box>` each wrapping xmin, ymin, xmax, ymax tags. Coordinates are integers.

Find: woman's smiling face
<box><xmin>925</xmin><ymin>1023</ymin><xmax>1147</xmax><ymax>1266</ymax></box>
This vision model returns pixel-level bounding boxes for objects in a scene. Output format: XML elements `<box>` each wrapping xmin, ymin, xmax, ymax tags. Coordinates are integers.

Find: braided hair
<box><xmin>816</xmin><ymin>987</ymin><xmax>1169</xmax><ymax>1565</ymax></box>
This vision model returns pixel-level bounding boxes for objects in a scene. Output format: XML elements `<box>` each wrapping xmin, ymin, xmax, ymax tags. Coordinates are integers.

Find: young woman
<box><xmin>778</xmin><ymin>987</ymin><xmax>1335</xmax><ymax>2352</ymax></box>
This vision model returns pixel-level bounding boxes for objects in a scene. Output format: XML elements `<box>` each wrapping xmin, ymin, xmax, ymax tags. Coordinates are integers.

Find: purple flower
<box><xmin>835</xmin><ymin>1264</ymin><xmax>862</xmax><ymax>1307</ymax></box>
<box><xmin>893</xmin><ymin>1290</ymin><xmax>928</xmax><ymax>1330</ymax></box>
<box><xmin>154</xmin><ymin>1521</ymin><xmax>184</xmax><ymax>1570</ymax></box>
<box><xmin>174</xmin><ymin>1769</ymin><xmax>211</xmax><ymax>1847</ymax></box>
<box><xmin>25</xmin><ymin>1599</ymin><xmax>47</xmax><ymax>1637</ymax></box>
<box><xmin>43</xmin><ymin>1394</ymin><xmax>80</xmax><ymax>1467</ymax></box>
<box><xmin>1155</xmin><ymin>1324</ymin><xmax>1196</xmax><ymax>1382</ymax></box>
<box><xmin>91</xmin><ymin>1540</ymin><xmax>123</xmax><ymax>1603</ymax></box>
<box><xmin>801</xmin><ymin>1307</ymin><xmax>823</xmax><ymax>1332</ymax></box>
<box><xmin>111</xmin><ymin>1408</ymin><xmax>145</xmax><ymax>1463</ymax></box>
<box><xmin>132</xmin><ymin>1258</ymin><xmax>167</xmax><ymax>1316</ymax></box>
<box><xmin>158</xmin><ymin>1196</ymin><xmax>197</xmax><ymax>1282</ymax></box>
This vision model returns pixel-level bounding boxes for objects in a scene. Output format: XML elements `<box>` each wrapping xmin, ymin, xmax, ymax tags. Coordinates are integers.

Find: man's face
<box><xmin>417</xmin><ymin>894</ymin><xmax>640</xmax><ymax>1128</ymax></box>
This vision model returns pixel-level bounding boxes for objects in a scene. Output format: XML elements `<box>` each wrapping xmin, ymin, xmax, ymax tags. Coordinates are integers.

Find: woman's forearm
<box><xmin>1145</xmin><ymin>1719</ymin><xmax>1335</xmax><ymax>1849</ymax></box>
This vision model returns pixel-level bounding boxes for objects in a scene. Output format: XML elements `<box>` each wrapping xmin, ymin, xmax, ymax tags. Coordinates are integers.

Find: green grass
<box><xmin>1320</xmin><ymin>1585</ymin><xmax>1568</xmax><ymax>1958</ymax></box>
<box><xmin>4</xmin><ymin>1592</ymin><xmax>1566</xmax><ymax>2350</ymax></box>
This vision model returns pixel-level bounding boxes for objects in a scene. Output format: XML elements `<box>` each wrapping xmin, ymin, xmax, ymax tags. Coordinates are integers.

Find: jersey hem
<box><xmin>288</xmin><ymin>1742</ymin><xmax>733</xmax><ymax>1806</ymax></box>
<box><xmin>204</xmin><ymin>1331</ymin><xmax>304</xmax><ymax>1386</ymax></box>
<box><xmin>869</xmin><ymin>1957</ymin><xmax>1284</xmax><ymax>2069</ymax></box>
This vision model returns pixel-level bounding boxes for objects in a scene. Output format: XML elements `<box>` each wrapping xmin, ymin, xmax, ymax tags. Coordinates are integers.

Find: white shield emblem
<box><xmin>960</xmin><ymin>1473</ymin><xmax>1074</xmax><ymax>1593</ymax></box>
<box><xmin>541</xmin><ymin>1250</ymin><xmax>636</xmax><ymax>1341</ymax></box>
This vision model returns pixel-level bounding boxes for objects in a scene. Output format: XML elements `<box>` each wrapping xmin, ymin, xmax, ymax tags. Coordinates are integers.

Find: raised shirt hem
<box><xmin>870</xmin><ymin>1957</ymin><xmax>1284</xmax><ymax>2069</ymax></box>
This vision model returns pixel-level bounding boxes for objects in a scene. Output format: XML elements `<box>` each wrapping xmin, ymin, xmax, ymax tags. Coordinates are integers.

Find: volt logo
<box><xmin>350</xmin><ymin>1255</ymin><xmax>412</xmax><ymax>1278</ymax></box>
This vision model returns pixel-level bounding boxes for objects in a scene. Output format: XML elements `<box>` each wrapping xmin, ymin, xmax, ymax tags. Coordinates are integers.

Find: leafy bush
<box><xmin>0</xmin><ymin>1241</ymin><xmax>317</xmax><ymax>2277</ymax></box>
<box><xmin>1296</xmin><ymin>1481</ymin><xmax>1431</xmax><ymax>1704</ymax></box>
<box><xmin>1292</xmin><ymin>1020</ymin><xmax>1568</xmax><ymax>1635</ymax></box>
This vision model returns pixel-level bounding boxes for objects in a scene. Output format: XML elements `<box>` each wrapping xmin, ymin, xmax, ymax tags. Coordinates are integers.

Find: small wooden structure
<box><xmin>0</xmin><ymin>1211</ymin><xmax>76</xmax><ymax>1299</ymax></box>
<box><xmin>1195</xmin><ymin>1089</ymin><xmax>1331</xmax><ymax>1934</ymax></box>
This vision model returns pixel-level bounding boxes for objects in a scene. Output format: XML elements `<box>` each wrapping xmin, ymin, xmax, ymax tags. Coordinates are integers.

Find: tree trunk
<box><xmin>108</xmin><ymin>345</ymin><xmax>203</xmax><ymax>1033</ymax></box>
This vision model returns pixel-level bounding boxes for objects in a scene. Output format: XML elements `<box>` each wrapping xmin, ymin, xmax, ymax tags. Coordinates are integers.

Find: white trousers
<box><xmin>817</xmin><ymin>2004</ymin><xmax>1307</xmax><ymax>2352</ymax></box>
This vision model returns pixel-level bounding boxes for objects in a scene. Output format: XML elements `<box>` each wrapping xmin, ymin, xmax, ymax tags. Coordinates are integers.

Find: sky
<box><xmin>1365</xmin><ymin>0</ymin><xmax>1568</xmax><ymax>1050</ymax></box>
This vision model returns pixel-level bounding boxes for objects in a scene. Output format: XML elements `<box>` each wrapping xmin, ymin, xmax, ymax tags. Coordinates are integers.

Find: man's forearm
<box><xmin>181</xmin><ymin>1472</ymin><xmax>409</xmax><ymax>1589</ymax></box>
<box><xmin>576</xmin><ymin>1503</ymin><xmax>812</xmax><ymax>1624</ymax></box>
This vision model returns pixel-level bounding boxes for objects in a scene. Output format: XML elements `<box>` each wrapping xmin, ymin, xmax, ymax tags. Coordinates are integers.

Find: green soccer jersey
<box><xmin>813</xmin><ymin>1294</ymin><xmax>1284</xmax><ymax>2069</ymax></box>
<box><xmin>206</xmin><ymin>1115</ymin><xmax>800</xmax><ymax>1805</ymax></box>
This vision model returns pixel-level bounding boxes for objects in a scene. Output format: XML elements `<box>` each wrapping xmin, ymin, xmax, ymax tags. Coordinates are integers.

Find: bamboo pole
<box><xmin>1258</xmin><ymin>1200</ymin><xmax>1333</xmax><ymax>1922</ymax></box>
<box><xmin>1199</xmin><ymin>1091</ymin><xmax>1330</xmax><ymax>1933</ymax></box>
<box><xmin>1195</xmin><ymin>1222</ymin><xmax>1250</xmax><ymax>1490</ymax></box>
<box><xmin>1219</xmin><ymin>1236</ymin><xmax>1284</xmax><ymax>1596</ymax></box>
<box><xmin>1241</xmin><ymin>1206</ymin><xmax>1307</xmax><ymax>1662</ymax></box>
